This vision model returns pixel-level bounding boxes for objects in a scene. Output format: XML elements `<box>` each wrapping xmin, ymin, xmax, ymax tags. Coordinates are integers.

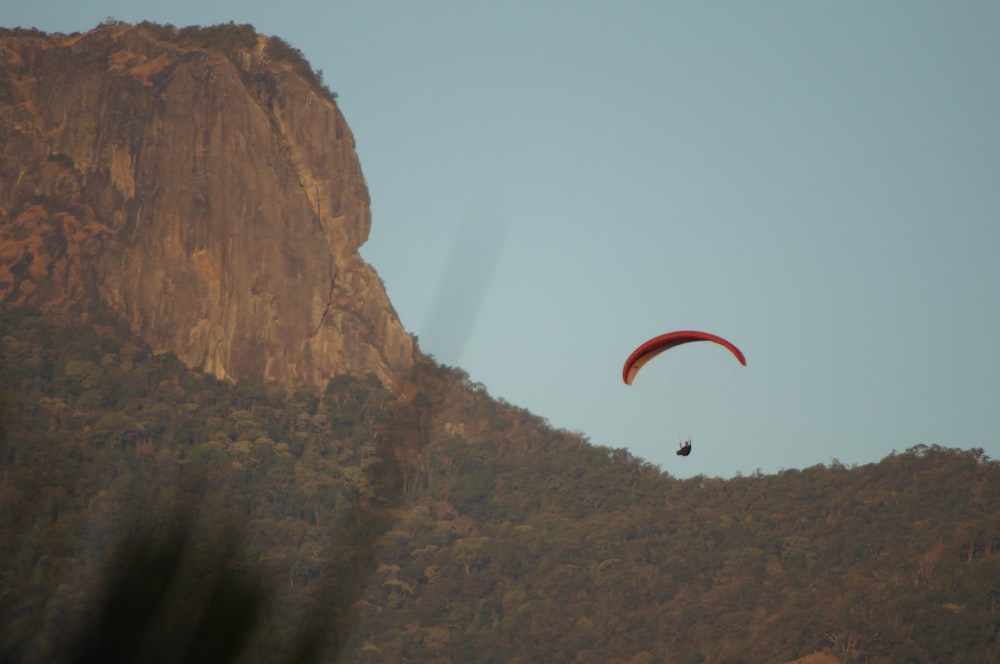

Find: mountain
<box><xmin>1</xmin><ymin>306</ymin><xmax>998</xmax><ymax>663</ymax></box>
<box><xmin>0</xmin><ymin>22</ymin><xmax>412</xmax><ymax>394</ymax></box>
<box><xmin>2</xmin><ymin>23</ymin><xmax>999</xmax><ymax>664</ymax></box>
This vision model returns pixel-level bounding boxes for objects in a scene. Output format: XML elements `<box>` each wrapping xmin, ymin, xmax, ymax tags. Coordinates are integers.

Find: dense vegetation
<box><xmin>95</xmin><ymin>19</ymin><xmax>339</xmax><ymax>103</ymax></box>
<box><xmin>2</xmin><ymin>20</ymin><xmax>339</xmax><ymax>103</ymax></box>
<box><xmin>1</xmin><ymin>305</ymin><xmax>998</xmax><ymax>663</ymax></box>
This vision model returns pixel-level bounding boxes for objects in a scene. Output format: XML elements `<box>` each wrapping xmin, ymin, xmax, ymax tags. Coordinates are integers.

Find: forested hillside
<box><xmin>2</xmin><ymin>306</ymin><xmax>998</xmax><ymax>663</ymax></box>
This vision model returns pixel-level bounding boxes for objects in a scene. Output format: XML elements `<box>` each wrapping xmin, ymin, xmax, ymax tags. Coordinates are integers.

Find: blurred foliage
<box><xmin>1</xmin><ymin>304</ymin><xmax>998</xmax><ymax>663</ymax></box>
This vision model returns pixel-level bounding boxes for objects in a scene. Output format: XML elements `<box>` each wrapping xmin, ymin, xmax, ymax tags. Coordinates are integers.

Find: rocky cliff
<box><xmin>0</xmin><ymin>22</ymin><xmax>413</xmax><ymax>392</ymax></box>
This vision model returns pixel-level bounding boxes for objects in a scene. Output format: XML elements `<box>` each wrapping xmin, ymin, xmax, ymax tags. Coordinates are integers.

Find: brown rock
<box><xmin>0</xmin><ymin>23</ymin><xmax>413</xmax><ymax>392</ymax></box>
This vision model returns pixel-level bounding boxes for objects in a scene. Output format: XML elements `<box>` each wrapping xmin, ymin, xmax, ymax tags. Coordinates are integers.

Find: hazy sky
<box><xmin>6</xmin><ymin>2</ymin><xmax>999</xmax><ymax>478</ymax></box>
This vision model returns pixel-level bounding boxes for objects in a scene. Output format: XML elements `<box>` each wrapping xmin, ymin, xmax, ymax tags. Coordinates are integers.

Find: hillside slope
<box><xmin>1</xmin><ymin>307</ymin><xmax>997</xmax><ymax>663</ymax></box>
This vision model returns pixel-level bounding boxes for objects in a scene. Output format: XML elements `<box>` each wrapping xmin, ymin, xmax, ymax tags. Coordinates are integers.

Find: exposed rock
<box><xmin>0</xmin><ymin>23</ymin><xmax>413</xmax><ymax>392</ymax></box>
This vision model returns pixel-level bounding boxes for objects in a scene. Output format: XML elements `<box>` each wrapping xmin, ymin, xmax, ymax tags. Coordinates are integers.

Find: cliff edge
<box><xmin>0</xmin><ymin>23</ymin><xmax>413</xmax><ymax>392</ymax></box>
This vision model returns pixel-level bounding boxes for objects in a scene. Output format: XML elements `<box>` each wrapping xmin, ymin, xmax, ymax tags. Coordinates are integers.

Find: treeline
<box><xmin>95</xmin><ymin>20</ymin><xmax>338</xmax><ymax>103</ymax></box>
<box><xmin>1</xmin><ymin>305</ymin><xmax>998</xmax><ymax>663</ymax></box>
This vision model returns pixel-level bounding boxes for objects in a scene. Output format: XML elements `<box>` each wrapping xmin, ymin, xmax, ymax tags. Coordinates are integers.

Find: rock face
<box><xmin>0</xmin><ymin>23</ymin><xmax>413</xmax><ymax>392</ymax></box>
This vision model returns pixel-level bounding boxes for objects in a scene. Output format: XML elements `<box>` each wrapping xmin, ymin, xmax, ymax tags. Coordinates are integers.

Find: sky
<box><xmin>5</xmin><ymin>1</ymin><xmax>999</xmax><ymax>478</ymax></box>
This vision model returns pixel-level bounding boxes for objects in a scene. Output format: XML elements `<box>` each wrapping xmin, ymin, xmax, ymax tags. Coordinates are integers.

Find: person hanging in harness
<box><xmin>676</xmin><ymin>439</ymin><xmax>692</xmax><ymax>457</ymax></box>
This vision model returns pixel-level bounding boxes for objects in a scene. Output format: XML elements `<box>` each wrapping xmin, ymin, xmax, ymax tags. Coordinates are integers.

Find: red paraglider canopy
<box><xmin>622</xmin><ymin>330</ymin><xmax>746</xmax><ymax>385</ymax></box>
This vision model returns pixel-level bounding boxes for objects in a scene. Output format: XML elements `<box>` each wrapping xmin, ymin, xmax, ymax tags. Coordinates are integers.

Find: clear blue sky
<box><xmin>6</xmin><ymin>1</ymin><xmax>999</xmax><ymax>478</ymax></box>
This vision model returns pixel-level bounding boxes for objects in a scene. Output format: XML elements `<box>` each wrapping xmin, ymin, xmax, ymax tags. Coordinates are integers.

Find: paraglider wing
<box><xmin>622</xmin><ymin>330</ymin><xmax>746</xmax><ymax>385</ymax></box>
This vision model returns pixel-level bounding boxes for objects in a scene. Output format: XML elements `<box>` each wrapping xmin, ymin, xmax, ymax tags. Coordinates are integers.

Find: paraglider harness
<box><xmin>676</xmin><ymin>439</ymin><xmax>692</xmax><ymax>456</ymax></box>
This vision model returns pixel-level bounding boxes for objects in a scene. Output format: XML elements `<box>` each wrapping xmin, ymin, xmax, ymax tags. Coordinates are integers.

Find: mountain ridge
<box><xmin>1</xmin><ymin>304</ymin><xmax>997</xmax><ymax>662</ymax></box>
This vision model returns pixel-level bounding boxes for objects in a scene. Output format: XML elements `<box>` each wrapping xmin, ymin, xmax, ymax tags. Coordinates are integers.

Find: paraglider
<box><xmin>622</xmin><ymin>330</ymin><xmax>746</xmax><ymax>458</ymax></box>
<box><xmin>622</xmin><ymin>330</ymin><xmax>746</xmax><ymax>386</ymax></box>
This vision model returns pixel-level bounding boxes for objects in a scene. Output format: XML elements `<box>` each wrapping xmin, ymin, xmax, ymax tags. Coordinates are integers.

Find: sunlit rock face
<box><xmin>0</xmin><ymin>23</ymin><xmax>413</xmax><ymax>392</ymax></box>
